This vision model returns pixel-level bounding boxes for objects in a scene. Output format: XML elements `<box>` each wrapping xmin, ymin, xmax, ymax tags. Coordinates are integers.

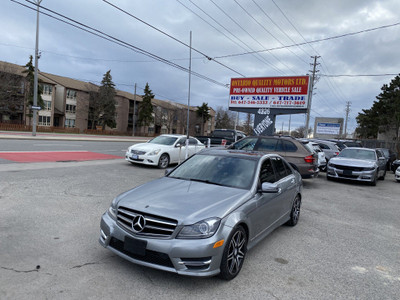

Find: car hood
<box><xmin>117</xmin><ymin>177</ymin><xmax>250</xmax><ymax>224</ymax></box>
<box><xmin>130</xmin><ymin>142</ymin><xmax>172</xmax><ymax>152</ymax></box>
<box><xmin>329</xmin><ymin>157</ymin><xmax>376</xmax><ymax>167</ymax></box>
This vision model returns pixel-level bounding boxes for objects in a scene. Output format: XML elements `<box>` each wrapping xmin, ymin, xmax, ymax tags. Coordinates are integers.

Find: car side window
<box><xmin>259</xmin><ymin>159</ymin><xmax>276</xmax><ymax>183</ymax></box>
<box><xmin>177</xmin><ymin>137</ymin><xmax>186</xmax><ymax>145</ymax></box>
<box><xmin>282</xmin><ymin>140</ymin><xmax>297</xmax><ymax>152</ymax></box>
<box><xmin>230</xmin><ymin>137</ymin><xmax>258</xmax><ymax>150</ymax></box>
<box><xmin>282</xmin><ymin>160</ymin><xmax>293</xmax><ymax>175</ymax></box>
<box><xmin>257</xmin><ymin>138</ymin><xmax>277</xmax><ymax>151</ymax></box>
<box><xmin>188</xmin><ymin>138</ymin><xmax>197</xmax><ymax>145</ymax></box>
<box><xmin>318</xmin><ymin>143</ymin><xmax>328</xmax><ymax>150</ymax></box>
<box><xmin>271</xmin><ymin>157</ymin><xmax>289</xmax><ymax>181</ymax></box>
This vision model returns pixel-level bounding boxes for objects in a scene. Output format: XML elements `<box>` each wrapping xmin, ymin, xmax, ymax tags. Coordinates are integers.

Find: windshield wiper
<box><xmin>188</xmin><ymin>178</ymin><xmax>225</xmax><ymax>186</ymax></box>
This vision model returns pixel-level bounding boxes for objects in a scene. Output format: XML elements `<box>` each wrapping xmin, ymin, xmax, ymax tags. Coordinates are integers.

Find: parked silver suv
<box><xmin>310</xmin><ymin>139</ymin><xmax>340</xmax><ymax>162</ymax></box>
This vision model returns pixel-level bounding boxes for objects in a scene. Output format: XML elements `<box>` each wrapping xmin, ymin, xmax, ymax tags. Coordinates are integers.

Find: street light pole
<box><xmin>32</xmin><ymin>0</ymin><xmax>42</xmax><ymax>136</ymax></box>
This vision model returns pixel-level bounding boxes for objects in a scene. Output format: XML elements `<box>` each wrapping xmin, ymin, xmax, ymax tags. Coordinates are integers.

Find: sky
<box><xmin>1</xmin><ymin>0</ymin><xmax>399</xmax><ymax>134</ymax></box>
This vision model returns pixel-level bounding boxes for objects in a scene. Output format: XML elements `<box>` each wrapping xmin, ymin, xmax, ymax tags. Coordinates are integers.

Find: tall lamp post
<box><xmin>32</xmin><ymin>0</ymin><xmax>42</xmax><ymax>136</ymax></box>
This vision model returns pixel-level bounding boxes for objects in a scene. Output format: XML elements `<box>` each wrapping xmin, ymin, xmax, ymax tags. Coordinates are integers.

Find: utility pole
<box><xmin>185</xmin><ymin>31</ymin><xmax>192</xmax><ymax>159</ymax></box>
<box><xmin>32</xmin><ymin>0</ymin><xmax>42</xmax><ymax>136</ymax></box>
<box><xmin>344</xmin><ymin>101</ymin><xmax>351</xmax><ymax>138</ymax></box>
<box><xmin>305</xmin><ymin>56</ymin><xmax>320</xmax><ymax>138</ymax></box>
<box><xmin>132</xmin><ymin>83</ymin><xmax>137</xmax><ymax>136</ymax></box>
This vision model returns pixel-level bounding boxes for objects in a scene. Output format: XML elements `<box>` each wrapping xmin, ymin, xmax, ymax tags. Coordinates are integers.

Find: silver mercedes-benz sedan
<box><xmin>327</xmin><ymin>147</ymin><xmax>386</xmax><ymax>185</ymax></box>
<box><xmin>100</xmin><ymin>149</ymin><xmax>303</xmax><ymax>280</ymax></box>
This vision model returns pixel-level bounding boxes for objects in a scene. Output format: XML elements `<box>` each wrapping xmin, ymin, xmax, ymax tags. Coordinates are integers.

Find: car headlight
<box><xmin>108</xmin><ymin>197</ymin><xmax>118</xmax><ymax>220</ymax></box>
<box><xmin>328</xmin><ymin>163</ymin><xmax>335</xmax><ymax>168</ymax></box>
<box><xmin>147</xmin><ymin>149</ymin><xmax>161</xmax><ymax>156</ymax></box>
<box><xmin>177</xmin><ymin>218</ymin><xmax>221</xmax><ymax>239</ymax></box>
<box><xmin>363</xmin><ymin>167</ymin><xmax>375</xmax><ymax>171</ymax></box>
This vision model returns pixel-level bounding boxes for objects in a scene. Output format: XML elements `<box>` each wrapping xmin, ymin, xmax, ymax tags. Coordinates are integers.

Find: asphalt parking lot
<box><xmin>1</xmin><ymin>158</ymin><xmax>399</xmax><ymax>299</ymax></box>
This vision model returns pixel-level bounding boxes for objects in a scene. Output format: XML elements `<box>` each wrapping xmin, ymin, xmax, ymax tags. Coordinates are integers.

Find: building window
<box><xmin>65</xmin><ymin>119</ymin><xmax>75</xmax><ymax>128</ymax></box>
<box><xmin>66</xmin><ymin>89</ymin><xmax>77</xmax><ymax>99</ymax></box>
<box><xmin>66</xmin><ymin>104</ymin><xmax>76</xmax><ymax>113</ymax></box>
<box><xmin>42</xmin><ymin>84</ymin><xmax>52</xmax><ymax>95</ymax></box>
<box><xmin>44</xmin><ymin>100</ymin><xmax>51</xmax><ymax>111</ymax></box>
<box><xmin>38</xmin><ymin>116</ymin><xmax>51</xmax><ymax>126</ymax></box>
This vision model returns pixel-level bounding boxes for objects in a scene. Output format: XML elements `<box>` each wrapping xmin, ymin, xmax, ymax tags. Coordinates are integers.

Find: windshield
<box><xmin>338</xmin><ymin>148</ymin><xmax>376</xmax><ymax>161</ymax></box>
<box><xmin>148</xmin><ymin>136</ymin><xmax>178</xmax><ymax>146</ymax></box>
<box><xmin>168</xmin><ymin>154</ymin><xmax>257</xmax><ymax>189</ymax></box>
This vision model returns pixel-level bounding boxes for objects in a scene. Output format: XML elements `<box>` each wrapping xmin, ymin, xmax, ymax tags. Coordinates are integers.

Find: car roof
<box><xmin>343</xmin><ymin>147</ymin><xmax>373</xmax><ymax>151</ymax></box>
<box><xmin>199</xmin><ymin>148</ymin><xmax>280</xmax><ymax>160</ymax></box>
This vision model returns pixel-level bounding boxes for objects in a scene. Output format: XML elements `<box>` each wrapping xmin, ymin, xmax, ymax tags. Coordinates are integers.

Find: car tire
<box><xmin>379</xmin><ymin>170</ymin><xmax>386</xmax><ymax>180</ymax></box>
<box><xmin>158</xmin><ymin>154</ymin><xmax>170</xmax><ymax>169</ymax></box>
<box><xmin>219</xmin><ymin>225</ymin><xmax>247</xmax><ymax>281</ymax></box>
<box><xmin>286</xmin><ymin>194</ymin><xmax>301</xmax><ymax>226</ymax></box>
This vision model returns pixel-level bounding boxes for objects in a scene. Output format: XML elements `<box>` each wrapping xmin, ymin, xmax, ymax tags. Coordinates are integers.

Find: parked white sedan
<box><xmin>125</xmin><ymin>134</ymin><xmax>205</xmax><ymax>168</ymax></box>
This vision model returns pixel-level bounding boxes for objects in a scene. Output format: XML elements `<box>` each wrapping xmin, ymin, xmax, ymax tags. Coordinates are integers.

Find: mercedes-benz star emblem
<box><xmin>132</xmin><ymin>215</ymin><xmax>146</xmax><ymax>233</ymax></box>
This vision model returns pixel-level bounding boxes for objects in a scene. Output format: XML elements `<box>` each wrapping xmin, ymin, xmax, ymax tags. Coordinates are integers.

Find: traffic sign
<box><xmin>31</xmin><ymin>106</ymin><xmax>42</xmax><ymax>110</ymax></box>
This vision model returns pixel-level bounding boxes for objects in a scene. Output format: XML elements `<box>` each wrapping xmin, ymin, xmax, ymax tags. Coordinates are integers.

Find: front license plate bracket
<box><xmin>124</xmin><ymin>237</ymin><xmax>147</xmax><ymax>256</ymax></box>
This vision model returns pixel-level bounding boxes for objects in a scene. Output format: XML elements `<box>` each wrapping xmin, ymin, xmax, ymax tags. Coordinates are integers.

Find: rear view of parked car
<box><xmin>299</xmin><ymin>139</ymin><xmax>327</xmax><ymax>171</ymax></box>
<box><xmin>327</xmin><ymin>147</ymin><xmax>386</xmax><ymax>186</ymax></box>
<box><xmin>311</xmin><ymin>139</ymin><xmax>340</xmax><ymax>162</ymax></box>
<box><xmin>229</xmin><ymin>136</ymin><xmax>318</xmax><ymax>178</ymax></box>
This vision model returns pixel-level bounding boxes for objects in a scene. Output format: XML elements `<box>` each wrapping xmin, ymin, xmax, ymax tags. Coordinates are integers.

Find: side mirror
<box><xmin>260</xmin><ymin>182</ymin><xmax>281</xmax><ymax>193</ymax></box>
<box><xmin>175</xmin><ymin>143</ymin><xmax>182</xmax><ymax>148</ymax></box>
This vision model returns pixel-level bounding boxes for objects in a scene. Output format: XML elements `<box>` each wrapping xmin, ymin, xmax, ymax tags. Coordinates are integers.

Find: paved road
<box><xmin>1</xmin><ymin>147</ymin><xmax>399</xmax><ymax>299</ymax></box>
<box><xmin>0</xmin><ymin>135</ymin><xmax>147</xmax><ymax>164</ymax></box>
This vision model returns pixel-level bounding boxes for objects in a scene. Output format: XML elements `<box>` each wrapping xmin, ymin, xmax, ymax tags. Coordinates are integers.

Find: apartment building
<box><xmin>0</xmin><ymin>60</ymin><xmax>215</xmax><ymax>136</ymax></box>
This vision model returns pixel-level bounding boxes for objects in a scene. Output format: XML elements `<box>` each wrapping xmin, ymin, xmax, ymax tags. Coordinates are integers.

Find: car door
<box><xmin>170</xmin><ymin>137</ymin><xmax>186</xmax><ymax>163</ymax></box>
<box><xmin>271</xmin><ymin>156</ymin><xmax>297</xmax><ymax>218</ymax></box>
<box><xmin>375</xmin><ymin>149</ymin><xmax>386</xmax><ymax>177</ymax></box>
<box><xmin>188</xmin><ymin>138</ymin><xmax>200</xmax><ymax>156</ymax></box>
<box><xmin>249</xmin><ymin>158</ymin><xmax>281</xmax><ymax>239</ymax></box>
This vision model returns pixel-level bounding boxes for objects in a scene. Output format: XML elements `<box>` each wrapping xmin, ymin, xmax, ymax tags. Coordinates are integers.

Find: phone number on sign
<box><xmin>232</xmin><ymin>100</ymin><xmax>306</xmax><ymax>106</ymax></box>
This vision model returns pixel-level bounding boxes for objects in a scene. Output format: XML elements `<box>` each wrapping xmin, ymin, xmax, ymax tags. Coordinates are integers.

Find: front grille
<box><xmin>109</xmin><ymin>237</ymin><xmax>174</xmax><ymax>268</ymax></box>
<box><xmin>333</xmin><ymin>165</ymin><xmax>366</xmax><ymax>172</ymax></box>
<box><xmin>117</xmin><ymin>206</ymin><xmax>177</xmax><ymax>238</ymax></box>
<box><xmin>130</xmin><ymin>150</ymin><xmax>146</xmax><ymax>155</ymax></box>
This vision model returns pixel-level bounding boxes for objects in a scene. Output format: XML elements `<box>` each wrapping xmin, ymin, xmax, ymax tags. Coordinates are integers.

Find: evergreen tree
<box><xmin>196</xmin><ymin>102</ymin><xmax>211</xmax><ymax>134</ymax></box>
<box><xmin>22</xmin><ymin>55</ymin><xmax>44</xmax><ymax>109</ymax></box>
<box><xmin>98</xmin><ymin>70</ymin><xmax>116</xmax><ymax>129</ymax></box>
<box><xmin>356</xmin><ymin>74</ymin><xmax>400</xmax><ymax>149</ymax></box>
<box><xmin>138</xmin><ymin>83</ymin><xmax>154</xmax><ymax>127</ymax></box>
<box><xmin>89</xmin><ymin>70</ymin><xmax>116</xmax><ymax>130</ymax></box>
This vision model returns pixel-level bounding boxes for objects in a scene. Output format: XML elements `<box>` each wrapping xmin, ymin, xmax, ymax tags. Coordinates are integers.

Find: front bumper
<box><xmin>395</xmin><ymin>171</ymin><xmax>400</xmax><ymax>181</ymax></box>
<box><xmin>125</xmin><ymin>151</ymin><xmax>158</xmax><ymax>166</ymax></box>
<box><xmin>99</xmin><ymin>212</ymin><xmax>229</xmax><ymax>277</ymax></box>
<box><xmin>327</xmin><ymin>166</ymin><xmax>376</xmax><ymax>182</ymax></box>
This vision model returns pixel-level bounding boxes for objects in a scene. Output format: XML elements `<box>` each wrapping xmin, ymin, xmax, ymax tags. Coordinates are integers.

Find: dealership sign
<box><xmin>229</xmin><ymin>76</ymin><xmax>310</xmax><ymax>109</ymax></box>
<box><xmin>316</xmin><ymin>123</ymin><xmax>341</xmax><ymax>135</ymax></box>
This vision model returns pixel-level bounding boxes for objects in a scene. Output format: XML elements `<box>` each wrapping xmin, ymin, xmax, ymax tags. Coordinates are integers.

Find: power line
<box><xmin>183</xmin><ymin>0</ymin><xmax>284</xmax><ymax>74</ymax></box>
<box><xmin>213</xmin><ymin>20</ymin><xmax>400</xmax><ymax>59</ymax></box>
<box><xmin>252</xmin><ymin>0</ymin><xmax>312</xmax><ymax>61</ymax></box>
<box><xmin>233</xmin><ymin>0</ymin><xmax>308</xmax><ymax>67</ymax></box>
<box><xmin>102</xmin><ymin>0</ymin><xmax>245</xmax><ymax>77</ymax></box>
<box><xmin>14</xmin><ymin>0</ymin><xmax>229</xmax><ymax>88</ymax></box>
<box><xmin>210</xmin><ymin>0</ymin><xmax>294</xmax><ymax>74</ymax></box>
